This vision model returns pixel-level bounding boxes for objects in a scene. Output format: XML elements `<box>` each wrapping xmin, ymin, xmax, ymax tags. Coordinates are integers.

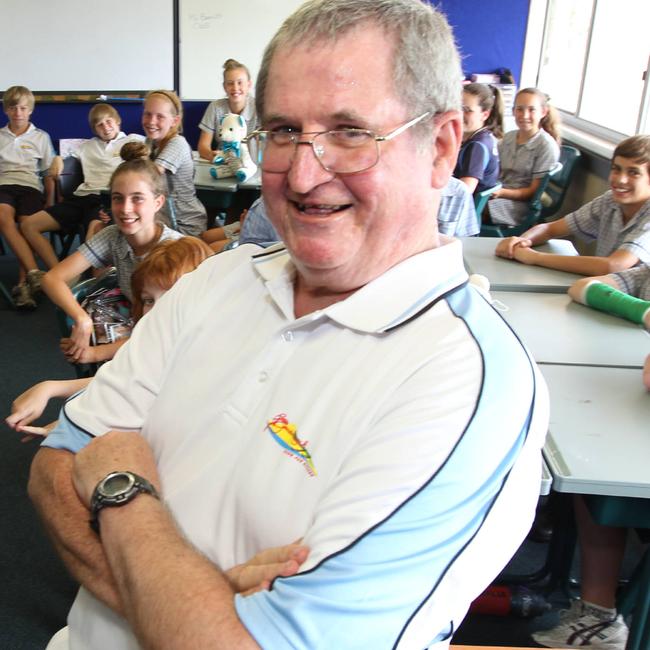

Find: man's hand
<box><xmin>494</xmin><ymin>236</ymin><xmax>533</xmax><ymax>260</ymax></box>
<box><xmin>226</xmin><ymin>541</ymin><xmax>309</xmax><ymax>596</ymax></box>
<box><xmin>72</xmin><ymin>431</ymin><xmax>160</xmax><ymax>507</ymax></box>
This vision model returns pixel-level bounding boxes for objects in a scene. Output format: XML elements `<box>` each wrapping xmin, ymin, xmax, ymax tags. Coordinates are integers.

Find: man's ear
<box><xmin>430</xmin><ymin>110</ymin><xmax>462</xmax><ymax>189</ymax></box>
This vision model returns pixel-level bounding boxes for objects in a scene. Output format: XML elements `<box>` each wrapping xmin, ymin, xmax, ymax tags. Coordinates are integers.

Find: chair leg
<box><xmin>619</xmin><ymin>547</ymin><xmax>650</xmax><ymax>650</ymax></box>
<box><xmin>0</xmin><ymin>280</ymin><xmax>15</xmax><ymax>308</ymax></box>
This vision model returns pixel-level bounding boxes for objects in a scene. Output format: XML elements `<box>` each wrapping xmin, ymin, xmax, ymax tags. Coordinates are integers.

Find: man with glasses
<box><xmin>31</xmin><ymin>1</ymin><xmax>548</xmax><ymax>649</ymax></box>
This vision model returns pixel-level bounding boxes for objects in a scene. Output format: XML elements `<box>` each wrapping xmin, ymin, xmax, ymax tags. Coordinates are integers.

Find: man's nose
<box><xmin>287</xmin><ymin>141</ymin><xmax>334</xmax><ymax>194</ymax></box>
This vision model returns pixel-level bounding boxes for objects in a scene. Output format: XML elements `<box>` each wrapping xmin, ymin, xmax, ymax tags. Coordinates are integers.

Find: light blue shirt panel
<box><xmin>41</xmin><ymin>403</ymin><xmax>93</xmax><ymax>453</ymax></box>
<box><xmin>236</xmin><ymin>286</ymin><xmax>538</xmax><ymax>649</ymax></box>
<box><xmin>438</xmin><ymin>177</ymin><xmax>479</xmax><ymax>237</ymax></box>
<box><xmin>239</xmin><ymin>197</ymin><xmax>280</xmax><ymax>248</ymax></box>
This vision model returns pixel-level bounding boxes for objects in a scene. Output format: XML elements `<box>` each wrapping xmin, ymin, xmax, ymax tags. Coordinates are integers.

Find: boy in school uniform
<box><xmin>20</xmin><ymin>103</ymin><xmax>143</xmax><ymax>277</ymax></box>
<box><xmin>495</xmin><ymin>135</ymin><xmax>650</xmax><ymax>275</ymax></box>
<box><xmin>0</xmin><ymin>85</ymin><xmax>55</xmax><ymax>309</ymax></box>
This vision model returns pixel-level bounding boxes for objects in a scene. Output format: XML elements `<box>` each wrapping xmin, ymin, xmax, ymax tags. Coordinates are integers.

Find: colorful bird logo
<box><xmin>267</xmin><ymin>413</ymin><xmax>317</xmax><ymax>476</ymax></box>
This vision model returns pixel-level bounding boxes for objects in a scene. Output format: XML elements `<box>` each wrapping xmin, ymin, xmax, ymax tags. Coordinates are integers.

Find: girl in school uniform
<box><xmin>142</xmin><ymin>89</ymin><xmax>207</xmax><ymax>236</ymax></box>
<box><xmin>454</xmin><ymin>83</ymin><xmax>503</xmax><ymax>195</ymax></box>
<box><xmin>41</xmin><ymin>142</ymin><xmax>183</xmax><ymax>366</ymax></box>
<box><xmin>488</xmin><ymin>87</ymin><xmax>561</xmax><ymax>226</ymax></box>
<box><xmin>197</xmin><ymin>58</ymin><xmax>259</xmax><ymax>162</ymax></box>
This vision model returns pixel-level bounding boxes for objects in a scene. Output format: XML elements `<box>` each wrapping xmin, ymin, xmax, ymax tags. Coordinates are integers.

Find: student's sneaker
<box><xmin>12</xmin><ymin>282</ymin><xmax>37</xmax><ymax>310</ymax></box>
<box><xmin>26</xmin><ymin>269</ymin><xmax>46</xmax><ymax>295</ymax></box>
<box><xmin>532</xmin><ymin>599</ymin><xmax>628</xmax><ymax>650</ymax></box>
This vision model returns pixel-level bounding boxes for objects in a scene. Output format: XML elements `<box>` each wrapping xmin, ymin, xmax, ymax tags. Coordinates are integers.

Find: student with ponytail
<box><xmin>488</xmin><ymin>87</ymin><xmax>561</xmax><ymax>226</ymax></box>
<box><xmin>142</xmin><ymin>90</ymin><xmax>207</xmax><ymax>236</ymax></box>
<box><xmin>454</xmin><ymin>83</ymin><xmax>503</xmax><ymax>194</ymax></box>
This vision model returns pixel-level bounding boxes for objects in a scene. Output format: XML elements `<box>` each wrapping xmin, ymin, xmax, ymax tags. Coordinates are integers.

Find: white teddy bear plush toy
<box><xmin>210</xmin><ymin>113</ymin><xmax>257</xmax><ymax>182</ymax></box>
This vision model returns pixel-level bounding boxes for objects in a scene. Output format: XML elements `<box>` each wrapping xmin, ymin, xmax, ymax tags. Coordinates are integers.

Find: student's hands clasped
<box><xmin>494</xmin><ymin>236</ymin><xmax>533</xmax><ymax>259</ymax></box>
<box><xmin>6</xmin><ymin>381</ymin><xmax>59</xmax><ymax>442</ymax></box>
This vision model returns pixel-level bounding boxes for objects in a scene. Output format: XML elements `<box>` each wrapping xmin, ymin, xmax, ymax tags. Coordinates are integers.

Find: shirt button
<box><xmin>259</xmin><ymin>371</ymin><xmax>269</xmax><ymax>383</ymax></box>
<box><xmin>283</xmin><ymin>331</ymin><xmax>294</xmax><ymax>342</ymax></box>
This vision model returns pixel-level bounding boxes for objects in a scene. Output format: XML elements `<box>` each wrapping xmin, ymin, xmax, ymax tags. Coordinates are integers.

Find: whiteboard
<box><xmin>0</xmin><ymin>0</ymin><xmax>174</xmax><ymax>93</ymax></box>
<box><xmin>179</xmin><ymin>0</ymin><xmax>305</xmax><ymax>100</ymax></box>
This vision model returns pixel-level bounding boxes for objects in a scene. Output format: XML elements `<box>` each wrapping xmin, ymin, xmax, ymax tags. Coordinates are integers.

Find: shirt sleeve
<box><xmin>564</xmin><ymin>193</ymin><xmax>608</xmax><ymax>242</ymax></box>
<box><xmin>235</xmin><ymin>299</ymin><xmax>548</xmax><ymax>649</ymax></box>
<box><xmin>77</xmin><ymin>226</ymin><xmax>118</xmax><ymax>268</ymax></box>
<box><xmin>39</xmin><ymin>132</ymin><xmax>55</xmax><ymax>173</ymax></box>
<box><xmin>456</xmin><ymin>140</ymin><xmax>490</xmax><ymax>181</ymax></box>
<box><xmin>198</xmin><ymin>101</ymin><xmax>218</xmax><ymax>135</ymax></box>
<box><xmin>531</xmin><ymin>135</ymin><xmax>560</xmax><ymax>179</ymax></box>
<box><xmin>155</xmin><ymin>136</ymin><xmax>191</xmax><ymax>175</ymax></box>
<box><xmin>239</xmin><ymin>198</ymin><xmax>281</xmax><ymax>247</ymax></box>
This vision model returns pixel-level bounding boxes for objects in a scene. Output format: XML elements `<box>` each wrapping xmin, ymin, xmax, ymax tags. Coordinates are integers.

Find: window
<box><xmin>523</xmin><ymin>0</ymin><xmax>650</xmax><ymax>142</ymax></box>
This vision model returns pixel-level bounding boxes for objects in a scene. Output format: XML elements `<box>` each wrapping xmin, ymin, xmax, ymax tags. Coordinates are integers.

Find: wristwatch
<box><xmin>90</xmin><ymin>471</ymin><xmax>159</xmax><ymax>533</ymax></box>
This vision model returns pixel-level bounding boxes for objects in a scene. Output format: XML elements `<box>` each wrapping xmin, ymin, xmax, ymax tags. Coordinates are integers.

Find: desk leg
<box><xmin>622</xmin><ymin>547</ymin><xmax>650</xmax><ymax>650</ymax></box>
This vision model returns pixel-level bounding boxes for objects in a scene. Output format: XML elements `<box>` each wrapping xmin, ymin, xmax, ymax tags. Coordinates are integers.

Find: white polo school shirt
<box><xmin>46</xmin><ymin>239</ymin><xmax>548</xmax><ymax>650</ymax></box>
<box><xmin>0</xmin><ymin>123</ymin><xmax>54</xmax><ymax>191</ymax></box>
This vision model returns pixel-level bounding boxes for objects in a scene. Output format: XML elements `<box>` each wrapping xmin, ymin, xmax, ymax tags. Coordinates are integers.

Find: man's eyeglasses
<box><xmin>243</xmin><ymin>111</ymin><xmax>431</xmax><ymax>175</ymax></box>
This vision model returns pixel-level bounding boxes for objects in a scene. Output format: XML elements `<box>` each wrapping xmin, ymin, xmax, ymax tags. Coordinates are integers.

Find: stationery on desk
<box><xmin>461</xmin><ymin>237</ymin><xmax>581</xmax><ymax>293</ymax></box>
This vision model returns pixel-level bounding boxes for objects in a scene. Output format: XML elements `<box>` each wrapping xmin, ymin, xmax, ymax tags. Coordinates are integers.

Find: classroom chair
<box><xmin>473</xmin><ymin>183</ymin><xmax>502</xmax><ymax>230</ymax></box>
<box><xmin>0</xmin><ymin>236</ymin><xmax>16</xmax><ymax>308</ymax></box>
<box><xmin>479</xmin><ymin>163</ymin><xmax>563</xmax><ymax>238</ymax></box>
<box><xmin>51</xmin><ymin>156</ymin><xmax>88</xmax><ymax>259</ymax></box>
<box><xmin>55</xmin><ymin>268</ymin><xmax>119</xmax><ymax>379</ymax></box>
<box><xmin>540</xmin><ymin>145</ymin><xmax>581</xmax><ymax>220</ymax></box>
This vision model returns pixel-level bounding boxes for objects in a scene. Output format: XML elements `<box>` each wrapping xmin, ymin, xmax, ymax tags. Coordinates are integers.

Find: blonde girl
<box><xmin>454</xmin><ymin>83</ymin><xmax>504</xmax><ymax>194</ymax></box>
<box><xmin>41</xmin><ymin>143</ymin><xmax>183</xmax><ymax>365</ymax></box>
<box><xmin>142</xmin><ymin>90</ymin><xmax>207</xmax><ymax>236</ymax></box>
<box><xmin>488</xmin><ymin>87</ymin><xmax>561</xmax><ymax>226</ymax></box>
<box><xmin>197</xmin><ymin>59</ymin><xmax>259</xmax><ymax>162</ymax></box>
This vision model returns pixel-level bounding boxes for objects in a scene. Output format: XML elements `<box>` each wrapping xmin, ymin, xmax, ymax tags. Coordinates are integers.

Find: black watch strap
<box><xmin>90</xmin><ymin>471</ymin><xmax>159</xmax><ymax>534</ymax></box>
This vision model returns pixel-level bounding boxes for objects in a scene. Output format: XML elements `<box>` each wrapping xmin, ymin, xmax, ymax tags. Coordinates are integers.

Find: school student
<box><xmin>197</xmin><ymin>59</ymin><xmax>259</xmax><ymax>162</ymax></box>
<box><xmin>454</xmin><ymin>82</ymin><xmax>503</xmax><ymax>194</ymax></box>
<box><xmin>495</xmin><ymin>135</ymin><xmax>650</xmax><ymax>275</ymax></box>
<box><xmin>0</xmin><ymin>85</ymin><xmax>55</xmax><ymax>309</ymax></box>
<box><xmin>7</xmin><ymin>237</ymin><xmax>213</xmax><ymax>440</ymax></box>
<box><xmin>487</xmin><ymin>87</ymin><xmax>561</xmax><ymax>226</ymax></box>
<box><xmin>142</xmin><ymin>90</ymin><xmax>207</xmax><ymax>236</ymax></box>
<box><xmin>41</xmin><ymin>142</ymin><xmax>183</xmax><ymax>366</ymax></box>
<box><xmin>20</xmin><ymin>104</ymin><xmax>143</xmax><ymax>271</ymax></box>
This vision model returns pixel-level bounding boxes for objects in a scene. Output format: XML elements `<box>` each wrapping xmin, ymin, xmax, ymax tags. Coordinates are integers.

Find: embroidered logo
<box><xmin>267</xmin><ymin>413</ymin><xmax>317</xmax><ymax>476</ymax></box>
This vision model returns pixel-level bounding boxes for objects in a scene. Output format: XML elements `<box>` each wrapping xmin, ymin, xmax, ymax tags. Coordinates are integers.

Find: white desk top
<box><xmin>461</xmin><ymin>237</ymin><xmax>581</xmax><ymax>293</ymax></box>
<box><xmin>541</xmin><ymin>364</ymin><xmax>650</xmax><ymax>497</ymax></box>
<box><xmin>492</xmin><ymin>291</ymin><xmax>650</xmax><ymax>368</ymax></box>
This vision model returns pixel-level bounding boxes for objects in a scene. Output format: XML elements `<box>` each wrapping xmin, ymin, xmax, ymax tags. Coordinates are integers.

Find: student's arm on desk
<box><xmin>495</xmin><ymin>218</ymin><xmax>570</xmax><ymax>259</ymax></box>
<box><xmin>643</xmin><ymin>355</ymin><xmax>650</xmax><ymax>391</ymax></box>
<box><xmin>512</xmin><ymin>246</ymin><xmax>639</xmax><ymax>275</ymax></box>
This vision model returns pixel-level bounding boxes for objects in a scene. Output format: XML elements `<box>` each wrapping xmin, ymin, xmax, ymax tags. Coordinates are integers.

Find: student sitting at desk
<box><xmin>0</xmin><ymin>85</ymin><xmax>55</xmax><ymax>310</ymax></box>
<box><xmin>142</xmin><ymin>90</ymin><xmax>207</xmax><ymax>236</ymax></box>
<box><xmin>20</xmin><ymin>104</ymin><xmax>142</xmax><ymax>272</ymax></box>
<box><xmin>495</xmin><ymin>135</ymin><xmax>650</xmax><ymax>275</ymax></box>
<box><xmin>454</xmin><ymin>82</ymin><xmax>503</xmax><ymax>195</ymax></box>
<box><xmin>197</xmin><ymin>59</ymin><xmax>259</xmax><ymax>162</ymax></box>
<box><xmin>487</xmin><ymin>87</ymin><xmax>560</xmax><ymax>226</ymax></box>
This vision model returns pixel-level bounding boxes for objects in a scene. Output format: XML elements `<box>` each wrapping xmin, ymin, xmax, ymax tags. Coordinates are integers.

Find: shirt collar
<box><xmin>1</xmin><ymin>122</ymin><xmax>36</xmax><ymax>138</ymax></box>
<box><xmin>251</xmin><ymin>237</ymin><xmax>468</xmax><ymax>333</ymax></box>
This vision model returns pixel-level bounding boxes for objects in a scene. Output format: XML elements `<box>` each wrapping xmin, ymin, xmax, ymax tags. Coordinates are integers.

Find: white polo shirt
<box><xmin>45</xmin><ymin>239</ymin><xmax>549</xmax><ymax>650</ymax></box>
<box><xmin>72</xmin><ymin>133</ymin><xmax>144</xmax><ymax>196</ymax></box>
<box><xmin>0</xmin><ymin>123</ymin><xmax>54</xmax><ymax>191</ymax></box>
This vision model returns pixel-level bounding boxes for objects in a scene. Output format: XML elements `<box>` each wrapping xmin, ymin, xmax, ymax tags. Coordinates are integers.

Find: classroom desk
<box><xmin>540</xmin><ymin>364</ymin><xmax>650</xmax><ymax>498</ymax></box>
<box><xmin>540</xmin><ymin>363</ymin><xmax>650</xmax><ymax>650</ymax></box>
<box><xmin>492</xmin><ymin>291</ymin><xmax>650</xmax><ymax>368</ymax></box>
<box><xmin>461</xmin><ymin>237</ymin><xmax>581</xmax><ymax>293</ymax></box>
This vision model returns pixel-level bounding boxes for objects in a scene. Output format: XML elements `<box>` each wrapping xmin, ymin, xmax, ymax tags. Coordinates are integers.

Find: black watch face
<box><xmin>100</xmin><ymin>472</ymin><xmax>135</xmax><ymax>498</ymax></box>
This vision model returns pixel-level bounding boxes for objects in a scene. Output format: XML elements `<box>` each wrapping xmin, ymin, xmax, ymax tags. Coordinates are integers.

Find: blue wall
<box><xmin>15</xmin><ymin>0</ymin><xmax>531</xmax><ymax>150</ymax></box>
<box><xmin>437</xmin><ymin>0</ymin><xmax>531</xmax><ymax>84</ymax></box>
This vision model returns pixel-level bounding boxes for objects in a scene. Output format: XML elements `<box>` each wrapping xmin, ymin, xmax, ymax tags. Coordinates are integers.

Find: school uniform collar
<box><xmin>252</xmin><ymin>237</ymin><xmax>468</xmax><ymax>333</ymax></box>
<box><xmin>1</xmin><ymin>122</ymin><xmax>36</xmax><ymax>138</ymax></box>
<box><xmin>517</xmin><ymin>129</ymin><xmax>547</xmax><ymax>150</ymax></box>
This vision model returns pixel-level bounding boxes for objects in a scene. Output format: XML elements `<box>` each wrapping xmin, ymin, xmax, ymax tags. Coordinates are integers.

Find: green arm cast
<box><xmin>584</xmin><ymin>282</ymin><xmax>650</xmax><ymax>324</ymax></box>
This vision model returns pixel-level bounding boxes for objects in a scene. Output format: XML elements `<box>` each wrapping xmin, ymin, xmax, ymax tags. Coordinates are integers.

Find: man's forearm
<box><xmin>99</xmin><ymin>496</ymin><xmax>258</xmax><ymax>650</ymax></box>
<box><xmin>28</xmin><ymin>448</ymin><xmax>123</xmax><ymax>612</ymax></box>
